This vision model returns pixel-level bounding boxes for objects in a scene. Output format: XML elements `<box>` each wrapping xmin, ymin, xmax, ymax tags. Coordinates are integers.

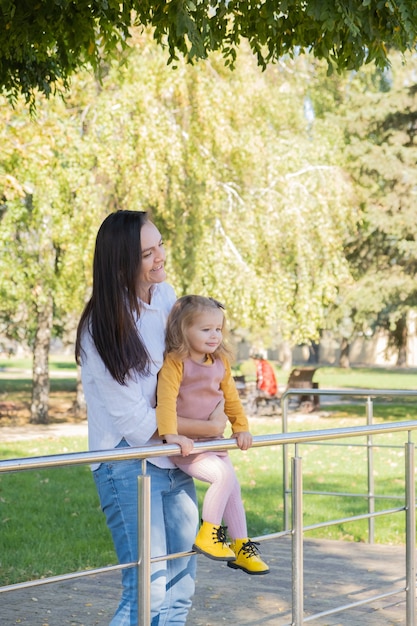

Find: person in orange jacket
<box><xmin>253</xmin><ymin>354</ymin><xmax>278</xmax><ymax>397</ymax></box>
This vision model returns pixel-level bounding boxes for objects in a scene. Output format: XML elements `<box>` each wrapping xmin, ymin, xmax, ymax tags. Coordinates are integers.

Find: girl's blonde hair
<box><xmin>165</xmin><ymin>295</ymin><xmax>234</xmax><ymax>362</ymax></box>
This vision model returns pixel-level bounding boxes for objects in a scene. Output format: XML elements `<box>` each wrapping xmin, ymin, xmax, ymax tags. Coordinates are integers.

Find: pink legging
<box><xmin>174</xmin><ymin>452</ymin><xmax>247</xmax><ymax>539</ymax></box>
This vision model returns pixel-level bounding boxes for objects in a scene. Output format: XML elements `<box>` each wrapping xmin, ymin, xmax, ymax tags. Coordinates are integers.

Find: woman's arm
<box><xmin>177</xmin><ymin>400</ymin><xmax>228</xmax><ymax>439</ymax></box>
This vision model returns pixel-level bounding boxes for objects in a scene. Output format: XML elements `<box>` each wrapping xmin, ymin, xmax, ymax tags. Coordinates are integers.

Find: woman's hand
<box><xmin>234</xmin><ymin>431</ymin><xmax>253</xmax><ymax>451</ymax></box>
<box><xmin>163</xmin><ymin>434</ymin><xmax>194</xmax><ymax>456</ymax></box>
<box><xmin>177</xmin><ymin>400</ymin><xmax>228</xmax><ymax>439</ymax></box>
<box><xmin>207</xmin><ymin>399</ymin><xmax>228</xmax><ymax>438</ymax></box>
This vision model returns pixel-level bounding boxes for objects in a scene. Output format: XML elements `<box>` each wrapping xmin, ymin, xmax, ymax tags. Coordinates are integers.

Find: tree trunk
<box><xmin>308</xmin><ymin>340</ymin><xmax>320</xmax><ymax>364</ymax></box>
<box><xmin>281</xmin><ymin>341</ymin><xmax>293</xmax><ymax>371</ymax></box>
<box><xmin>395</xmin><ymin>315</ymin><xmax>408</xmax><ymax>367</ymax></box>
<box><xmin>74</xmin><ymin>364</ymin><xmax>87</xmax><ymax>418</ymax></box>
<box><xmin>339</xmin><ymin>337</ymin><xmax>350</xmax><ymax>368</ymax></box>
<box><xmin>30</xmin><ymin>297</ymin><xmax>53</xmax><ymax>424</ymax></box>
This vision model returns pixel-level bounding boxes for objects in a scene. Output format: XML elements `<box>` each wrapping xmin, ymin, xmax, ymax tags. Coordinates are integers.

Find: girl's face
<box><xmin>187</xmin><ymin>308</ymin><xmax>224</xmax><ymax>362</ymax></box>
<box><xmin>137</xmin><ymin>221</ymin><xmax>166</xmax><ymax>301</ymax></box>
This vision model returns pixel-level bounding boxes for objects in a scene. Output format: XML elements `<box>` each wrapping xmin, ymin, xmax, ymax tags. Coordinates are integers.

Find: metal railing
<box><xmin>281</xmin><ymin>388</ymin><xmax>417</xmax><ymax>538</ymax></box>
<box><xmin>1</xmin><ymin>414</ymin><xmax>417</xmax><ymax>624</ymax></box>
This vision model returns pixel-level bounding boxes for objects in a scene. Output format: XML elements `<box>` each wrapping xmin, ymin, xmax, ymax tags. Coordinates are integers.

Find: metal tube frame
<box><xmin>281</xmin><ymin>388</ymin><xmax>417</xmax><ymax>535</ymax></box>
<box><xmin>282</xmin><ymin>394</ymin><xmax>290</xmax><ymax>530</ymax></box>
<box><xmin>366</xmin><ymin>396</ymin><xmax>375</xmax><ymax>543</ymax></box>
<box><xmin>292</xmin><ymin>448</ymin><xmax>303</xmax><ymax>625</ymax></box>
<box><xmin>138</xmin><ymin>459</ymin><xmax>151</xmax><ymax>626</ymax></box>
<box><xmin>405</xmin><ymin>441</ymin><xmax>416</xmax><ymax>625</ymax></box>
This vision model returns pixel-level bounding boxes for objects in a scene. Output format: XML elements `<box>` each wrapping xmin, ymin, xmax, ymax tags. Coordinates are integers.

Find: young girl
<box><xmin>156</xmin><ymin>295</ymin><xmax>269</xmax><ymax>575</ymax></box>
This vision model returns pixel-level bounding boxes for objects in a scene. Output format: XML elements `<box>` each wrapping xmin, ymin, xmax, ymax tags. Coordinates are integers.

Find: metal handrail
<box><xmin>2</xmin><ymin>418</ymin><xmax>416</xmax><ymax>474</ymax></box>
<box><xmin>281</xmin><ymin>387</ymin><xmax>417</xmax><ymax>536</ymax></box>
<box><xmin>1</xmin><ymin>418</ymin><xmax>417</xmax><ymax>624</ymax></box>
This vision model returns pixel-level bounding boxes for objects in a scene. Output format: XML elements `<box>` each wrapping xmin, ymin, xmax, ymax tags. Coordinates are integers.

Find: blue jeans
<box><xmin>93</xmin><ymin>446</ymin><xmax>198</xmax><ymax>625</ymax></box>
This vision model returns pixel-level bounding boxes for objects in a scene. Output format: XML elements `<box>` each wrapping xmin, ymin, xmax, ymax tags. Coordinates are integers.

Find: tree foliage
<box><xmin>1</xmin><ymin>0</ymin><xmax>417</xmax><ymax>108</ymax></box>
<box><xmin>3</xmin><ymin>31</ymin><xmax>417</xmax><ymax>418</ymax></box>
<box><xmin>0</xmin><ymin>34</ymin><xmax>356</xmax><ymax>356</ymax></box>
<box><xmin>0</xmin><ymin>90</ymin><xmax>105</xmax><ymax>420</ymax></box>
<box><xmin>80</xmin><ymin>36</ymin><xmax>355</xmax><ymax>343</ymax></box>
<box><xmin>0</xmin><ymin>96</ymin><xmax>101</xmax><ymax>346</ymax></box>
<box><xmin>306</xmin><ymin>52</ymin><xmax>417</xmax><ymax>363</ymax></box>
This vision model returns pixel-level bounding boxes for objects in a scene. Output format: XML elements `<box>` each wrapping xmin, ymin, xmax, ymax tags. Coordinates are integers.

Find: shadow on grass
<box><xmin>52</xmin><ymin>361</ymin><xmax>77</xmax><ymax>370</ymax></box>
<box><xmin>321</xmin><ymin>402</ymin><xmax>417</xmax><ymax>422</ymax></box>
<box><xmin>0</xmin><ymin>378</ymin><xmax>76</xmax><ymax>393</ymax></box>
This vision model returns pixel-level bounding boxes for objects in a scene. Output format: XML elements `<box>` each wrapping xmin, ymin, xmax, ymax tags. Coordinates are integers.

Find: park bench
<box><xmin>233</xmin><ymin>366</ymin><xmax>320</xmax><ymax>414</ymax></box>
<box><xmin>233</xmin><ymin>374</ymin><xmax>247</xmax><ymax>398</ymax></box>
<box><xmin>286</xmin><ymin>367</ymin><xmax>320</xmax><ymax>411</ymax></box>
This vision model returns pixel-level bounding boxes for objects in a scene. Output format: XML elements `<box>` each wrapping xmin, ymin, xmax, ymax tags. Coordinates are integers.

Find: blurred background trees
<box><xmin>1</xmin><ymin>30</ymin><xmax>416</xmax><ymax>421</ymax></box>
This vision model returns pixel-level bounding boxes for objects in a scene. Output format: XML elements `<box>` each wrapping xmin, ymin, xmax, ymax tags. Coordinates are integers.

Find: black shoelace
<box><xmin>213</xmin><ymin>525</ymin><xmax>228</xmax><ymax>545</ymax></box>
<box><xmin>238</xmin><ymin>540</ymin><xmax>260</xmax><ymax>558</ymax></box>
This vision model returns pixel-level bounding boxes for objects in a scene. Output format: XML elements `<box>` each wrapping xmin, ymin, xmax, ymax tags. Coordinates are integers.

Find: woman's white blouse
<box><xmin>80</xmin><ymin>282</ymin><xmax>176</xmax><ymax>470</ymax></box>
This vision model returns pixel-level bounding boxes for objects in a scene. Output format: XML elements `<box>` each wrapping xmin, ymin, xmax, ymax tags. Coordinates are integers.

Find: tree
<box><xmin>308</xmin><ymin>52</ymin><xmax>417</xmax><ymax>366</ymax></box>
<box><xmin>50</xmin><ymin>34</ymin><xmax>355</xmax><ymax>346</ymax></box>
<box><xmin>0</xmin><ymin>92</ymin><xmax>104</xmax><ymax>422</ymax></box>
<box><xmin>1</xmin><ymin>1</ymin><xmax>417</xmax><ymax>108</ymax></box>
<box><xmin>1</xmin><ymin>36</ymin><xmax>358</xmax><ymax>420</ymax></box>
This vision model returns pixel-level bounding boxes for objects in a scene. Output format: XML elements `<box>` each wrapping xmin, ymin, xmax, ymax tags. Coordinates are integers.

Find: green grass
<box><xmin>0</xmin><ymin>377</ymin><xmax>76</xmax><ymax>395</ymax></box>
<box><xmin>321</xmin><ymin>401</ymin><xmax>417</xmax><ymax>421</ymax></box>
<box><xmin>0</xmin><ymin>354</ymin><xmax>77</xmax><ymax>373</ymax></box>
<box><xmin>235</xmin><ymin>360</ymin><xmax>417</xmax><ymax>391</ymax></box>
<box><xmin>0</xmin><ymin>436</ymin><xmax>116</xmax><ymax>585</ymax></box>
<box><xmin>0</xmin><ymin>354</ymin><xmax>77</xmax><ymax>399</ymax></box>
<box><xmin>1</xmin><ymin>411</ymin><xmax>415</xmax><ymax>585</ymax></box>
<box><xmin>0</xmin><ymin>356</ymin><xmax>77</xmax><ymax>408</ymax></box>
<box><xmin>295</xmin><ymin>435</ymin><xmax>408</xmax><ymax>544</ymax></box>
<box><xmin>313</xmin><ymin>366</ymin><xmax>417</xmax><ymax>390</ymax></box>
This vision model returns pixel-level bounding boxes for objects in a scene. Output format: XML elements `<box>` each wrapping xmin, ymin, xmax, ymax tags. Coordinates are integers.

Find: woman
<box><xmin>75</xmin><ymin>210</ymin><xmax>227</xmax><ymax>626</ymax></box>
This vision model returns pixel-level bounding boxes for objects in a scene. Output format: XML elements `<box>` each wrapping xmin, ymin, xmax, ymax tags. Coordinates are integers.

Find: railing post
<box><xmin>282</xmin><ymin>394</ymin><xmax>290</xmax><ymax>530</ymax></box>
<box><xmin>366</xmin><ymin>396</ymin><xmax>375</xmax><ymax>543</ymax></box>
<box><xmin>138</xmin><ymin>461</ymin><xmax>151</xmax><ymax>626</ymax></box>
<box><xmin>292</xmin><ymin>448</ymin><xmax>304</xmax><ymax>626</ymax></box>
<box><xmin>405</xmin><ymin>441</ymin><xmax>416</xmax><ymax>626</ymax></box>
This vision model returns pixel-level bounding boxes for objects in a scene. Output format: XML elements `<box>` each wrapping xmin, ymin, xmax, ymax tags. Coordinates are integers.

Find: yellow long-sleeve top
<box><xmin>156</xmin><ymin>352</ymin><xmax>249</xmax><ymax>437</ymax></box>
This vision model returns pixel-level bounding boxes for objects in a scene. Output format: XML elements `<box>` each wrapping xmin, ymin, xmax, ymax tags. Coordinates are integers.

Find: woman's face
<box><xmin>137</xmin><ymin>221</ymin><xmax>167</xmax><ymax>300</ymax></box>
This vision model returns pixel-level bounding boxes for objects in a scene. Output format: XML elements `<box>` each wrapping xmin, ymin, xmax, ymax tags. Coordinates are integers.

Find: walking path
<box><xmin>0</xmin><ymin>421</ymin><xmax>88</xmax><ymax>442</ymax></box>
<box><xmin>1</xmin><ymin>537</ymin><xmax>409</xmax><ymax>625</ymax></box>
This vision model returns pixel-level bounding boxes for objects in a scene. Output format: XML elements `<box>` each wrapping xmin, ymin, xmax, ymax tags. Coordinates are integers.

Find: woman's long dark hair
<box><xmin>75</xmin><ymin>210</ymin><xmax>151</xmax><ymax>384</ymax></box>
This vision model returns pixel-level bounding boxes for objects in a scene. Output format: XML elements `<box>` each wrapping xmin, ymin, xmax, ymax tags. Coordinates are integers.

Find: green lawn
<box><xmin>0</xmin><ymin>355</ymin><xmax>77</xmax><ymax>373</ymax></box>
<box><xmin>235</xmin><ymin>360</ymin><xmax>417</xmax><ymax>391</ymax></box>
<box><xmin>313</xmin><ymin>365</ymin><xmax>417</xmax><ymax>390</ymax></box>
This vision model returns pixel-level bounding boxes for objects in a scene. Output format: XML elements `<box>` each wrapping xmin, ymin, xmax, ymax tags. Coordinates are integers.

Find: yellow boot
<box><xmin>227</xmin><ymin>539</ymin><xmax>270</xmax><ymax>575</ymax></box>
<box><xmin>193</xmin><ymin>521</ymin><xmax>235</xmax><ymax>561</ymax></box>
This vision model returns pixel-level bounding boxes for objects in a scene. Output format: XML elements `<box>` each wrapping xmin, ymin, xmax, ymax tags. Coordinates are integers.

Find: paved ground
<box><xmin>0</xmin><ymin>421</ymin><xmax>89</xmax><ymax>442</ymax></box>
<box><xmin>0</xmin><ymin>536</ymin><xmax>411</xmax><ymax>625</ymax></box>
